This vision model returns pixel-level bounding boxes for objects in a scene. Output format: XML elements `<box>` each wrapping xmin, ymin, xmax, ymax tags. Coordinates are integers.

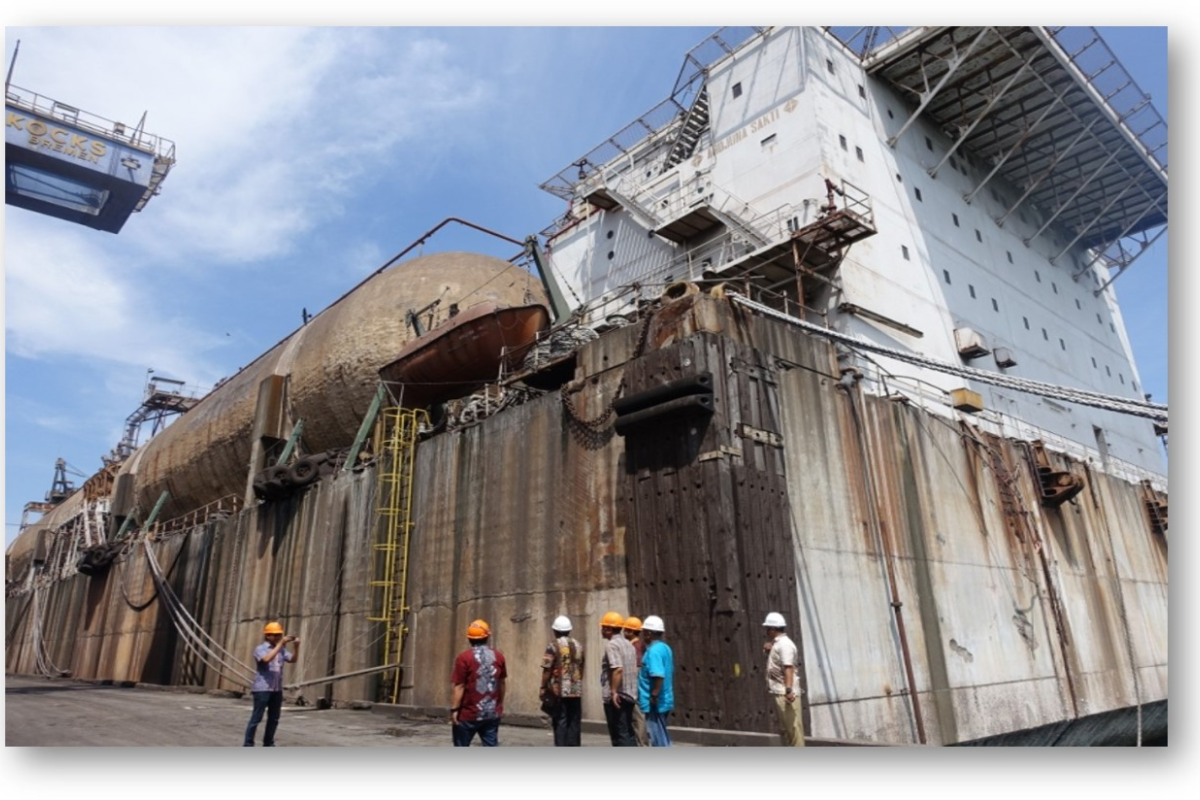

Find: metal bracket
<box><xmin>699</xmin><ymin>446</ymin><xmax>744</xmax><ymax>462</ymax></box>
<box><xmin>737</xmin><ymin>423</ymin><xmax>783</xmax><ymax>447</ymax></box>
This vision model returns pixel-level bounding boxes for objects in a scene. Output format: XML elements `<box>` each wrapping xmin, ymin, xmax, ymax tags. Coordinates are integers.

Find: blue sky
<box><xmin>3</xmin><ymin>25</ymin><xmax>1168</xmax><ymax>545</ymax></box>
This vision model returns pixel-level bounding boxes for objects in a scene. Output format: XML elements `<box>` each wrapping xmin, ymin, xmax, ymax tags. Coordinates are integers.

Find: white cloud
<box><xmin>4</xmin><ymin>27</ymin><xmax>500</xmax><ymax>381</ymax></box>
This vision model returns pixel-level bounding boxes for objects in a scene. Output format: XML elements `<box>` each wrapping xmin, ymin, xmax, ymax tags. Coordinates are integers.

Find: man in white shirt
<box><xmin>762</xmin><ymin>612</ymin><xmax>804</xmax><ymax>747</ymax></box>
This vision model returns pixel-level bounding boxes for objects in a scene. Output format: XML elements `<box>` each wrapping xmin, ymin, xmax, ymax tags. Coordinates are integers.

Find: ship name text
<box><xmin>709</xmin><ymin>107</ymin><xmax>782</xmax><ymax>158</ymax></box>
<box><xmin>7</xmin><ymin>112</ymin><xmax>107</xmax><ymax>164</ymax></box>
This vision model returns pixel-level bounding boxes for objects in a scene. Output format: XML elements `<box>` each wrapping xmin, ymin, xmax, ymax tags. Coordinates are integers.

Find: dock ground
<box><xmin>4</xmin><ymin>674</ymin><xmax>696</xmax><ymax>747</ymax></box>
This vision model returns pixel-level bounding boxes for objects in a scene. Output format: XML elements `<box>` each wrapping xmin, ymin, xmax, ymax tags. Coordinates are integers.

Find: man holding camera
<box><xmin>243</xmin><ymin>621</ymin><xmax>300</xmax><ymax>747</ymax></box>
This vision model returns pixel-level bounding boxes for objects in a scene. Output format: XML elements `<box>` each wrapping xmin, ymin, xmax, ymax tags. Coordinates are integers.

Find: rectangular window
<box><xmin>760</xmin><ymin>133</ymin><xmax>776</xmax><ymax>149</ymax></box>
<box><xmin>858</xmin><ymin>84</ymin><xmax>866</xmax><ymax>98</ymax></box>
<box><xmin>1023</xmin><ymin>317</ymin><xmax>1030</xmax><ymax>330</ymax></box>
<box><xmin>925</xmin><ymin>136</ymin><xmax>934</xmax><ymax>151</ymax></box>
<box><xmin>969</xmin><ymin>285</ymin><xmax>976</xmax><ymax>299</ymax></box>
<box><xmin>915</xmin><ymin>187</ymin><xmax>923</xmax><ymax>202</ymax></box>
<box><xmin>1120</xmin><ymin>373</ymin><xmax>1125</xmax><ymax>385</ymax></box>
<box><xmin>949</xmin><ymin>156</ymin><xmax>958</xmax><ymax>170</ymax></box>
<box><xmin>1110</xmin><ymin>322</ymin><xmax>1116</xmax><ymax>333</ymax></box>
<box><xmin>732</xmin><ymin>82</ymin><xmax>743</xmax><ymax>98</ymax></box>
<box><xmin>975</xmin><ymin>229</ymin><xmax>982</xmax><ymax>243</ymax></box>
<box><xmin>839</xmin><ymin>134</ymin><xmax>848</xmax><ymax>151</ymax></box>
<box><xmin>943</xmin><ymin>270</ymin><xmax>951</xmax><ymax>285</ymax></box>
<box><xmin>1007</xmin><ymin>251</ymin><xmax>1013</xmax><ymax>264</ymax></box>
<box><xmin>1097</xmin><ymin>313</ymin><xmax>1103</xmax><ymax>324</ymax></box>
<box><xmin>1035</xmin><ymin>271</ymin><xmax>1041</xmax><ymax>283</ymax></box>
<box><xmin>855</xmin><ymin>146</ymin><xmax>864</xmax><ymax>162</ymax></box>
<box><xmin>1052</xmin><ymin>282</ymin><xmax>1058</xmax><ymax>294</ymax></box>
<box><xmin>1059</xmin><ymin>338</ymin><xmax>1066</xmax><ymax>351</ymax></box>
<box><xmin>827</xmin><ymin>59</ymin><xmax>835</xmax><ymax>74</ymax></box>
<box><xmin>1042</xmin><ymin>328</ymin><xmax>1049</xmax><ymax>341</ymax></box>
<box><xmin>1106</xmin><ymin>365</ymin><xmax>1112</xmax><ymax>377</ymax></box>
<box><xmin>952</xmin><ymin>213</ymin><xmax>960</xmax><ymax>227</ymax></box>
<box><xmin>1075</xmin><ymin>299</ymin><xmax>1081</xmax><ymax>310</ymax></box>
<box><xmin>1091</xmin><ymin>357</ymin><xmax>1097</xmax><ymax>368</ymax></box>
<box><xmin>901</xmin><ymin>245</ymin><xmax>910</xmax><ymax>261</ymax></box>
<box><xmin>992</xmin><ymin>298</ymin><xmax>999</xmax><ymax>312</ymax></box>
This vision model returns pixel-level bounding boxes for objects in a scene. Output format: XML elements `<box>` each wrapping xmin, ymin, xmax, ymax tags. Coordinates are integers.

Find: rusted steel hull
<box><xmin>6</xmin><ymin>293</ymin><xmax>1167</xmax><ymax>745</ymax></box>
<box><xmin>378</xmin><ymin>302</ymin><xmax>550</xmax><ymax>408</ymax></box>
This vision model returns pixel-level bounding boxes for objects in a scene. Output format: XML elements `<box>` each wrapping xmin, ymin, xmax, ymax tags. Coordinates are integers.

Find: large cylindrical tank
<box><xmin>118</xmin><ymin>251</ymin><xmax>545</xmax><ymax>522</ymax></box>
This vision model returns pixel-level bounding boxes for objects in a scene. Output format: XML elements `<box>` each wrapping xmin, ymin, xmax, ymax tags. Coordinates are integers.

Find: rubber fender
<box><xmin>613</xmin><ymin>372</ymin><xmax>713</xmax><ymax>417</ymax></box>
<box><xmin>287</xmin><ymin>456</ymin><xmax>322</xmax><ymax>487</ymax></box>
<box><xmin>614</xmin><ymin>393</ymin><xmax>714</xmax><ymax>436</ymax></box>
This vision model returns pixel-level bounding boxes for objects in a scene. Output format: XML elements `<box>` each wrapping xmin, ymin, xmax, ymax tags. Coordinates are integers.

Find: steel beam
<box><xmin>344</xmin><ymin>384</ymin><xmax>388</xmax><ymax>473</ymax></box>
<box><xmin>1053</xmin><ymin>177</ymin><xmax>1139</xmax><ymax>265</ymax></box>
<box><xmin>964</xmin><ymin>85</ymin><xmax>1066</xmax><ymax>204</ymax></box>
<box><xmin>995</xmin><ymin>118</ymin><xmax>1098</xmax><ymax>228</ymax></box>
<box><xmin>1095</xmin><ymin>226</ymin><xmax>1167</xmax><ymax>294</ymax></box>
<box><xmin>275</xmin><ymin>419</ymin><xmax>305</xmax><ymax>467</ymax></box>
<box><xmin>929</xmin><ymin>61</ymin><xmax>1029</xmax><ymax>179</ymax></box>
<box><xmin>887</xmin><ymin>28</ymin><xmax>992</xmax><ymax>148</ymax></box>
<box><xmin>1023</xmin><ymin>148</ymin><xmax>1120</xmax><ymax>245</ymax></box>
<box><xmin>1074</xmin><ymin>193</ymin><xmax>1165</xmax><ymax>281</ymax></box>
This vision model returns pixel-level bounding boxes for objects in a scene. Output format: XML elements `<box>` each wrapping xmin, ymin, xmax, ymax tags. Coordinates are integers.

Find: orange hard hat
<box><xmin>263</xmin><ymin>622</ymin><xmax>285</xmax><ymax>635</ymax></box>
<box><xmin>467</xmin><ymin>621</ymin><xmax>490</xmax><ymax>640</ymax></box>
<box><xmin>623</xmin><ymin>616</ymin><xmax>643</xmax><ymax>631</ymax></box>
<box><xmin>600</xmin><ymin>611</ymin><xmax>625</xmax><ymax>629</ymax></box>
<box><xmin>470</xmin><ymin>619</ymin><xmax>491</xmax><ymax>634</ymax></box>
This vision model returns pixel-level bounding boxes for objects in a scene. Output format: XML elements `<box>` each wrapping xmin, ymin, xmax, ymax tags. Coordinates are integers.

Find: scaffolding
<box><xmin>368</xmin><ymin>406</ymin><xmax>428</xmax><ymax>704</ymax></box>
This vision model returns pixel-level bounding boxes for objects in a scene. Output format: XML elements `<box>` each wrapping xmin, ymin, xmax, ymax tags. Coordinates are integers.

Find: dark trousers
<box><xmin>452</xmin><ymin>717</ymin><xmax>500</xmax><ymax>747</ymax></box>
<box><xmin>551</xmin><ymin>697</ymin><xmax>582</xmax><ymax>746</ymax></box>
<box><xmin>244</xmin><ymin>690</ymin><xmax>283</xmax><ymax>746</ymax></box>
<box><xmin>603</xmin><ymin>698</ymin><xmax>638</xmax><ymax>746</ymax></box>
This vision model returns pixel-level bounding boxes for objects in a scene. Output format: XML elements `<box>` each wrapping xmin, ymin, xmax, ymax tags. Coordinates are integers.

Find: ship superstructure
<box><xmin>6</xmin><ymin>27</ymin><xmax>1167</xmax><ymax>747</ymax></box>
<box><xmin>539</xmin><ymin>26</ymin><xmax>1166</xmax><ymax>479</ymax></box>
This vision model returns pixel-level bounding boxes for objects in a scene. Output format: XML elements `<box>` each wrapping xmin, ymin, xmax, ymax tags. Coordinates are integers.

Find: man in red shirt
<box><xmin>450</xmin><ymin>620</ymin><xmax>507</xmax><ymax>747</ymax></box>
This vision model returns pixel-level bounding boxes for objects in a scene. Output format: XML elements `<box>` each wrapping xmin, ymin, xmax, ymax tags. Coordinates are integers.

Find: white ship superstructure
<box><xmin>540</xmin><ymin>26</ymin><xmax>1167</xmax><ymax>479</ymax></box>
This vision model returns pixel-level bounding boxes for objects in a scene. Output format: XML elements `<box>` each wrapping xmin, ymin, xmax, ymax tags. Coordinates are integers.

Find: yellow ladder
<box><xmin>368</xmin><ymin>407</ymin><xmax>428</xmax><ymax>704</ymax></box>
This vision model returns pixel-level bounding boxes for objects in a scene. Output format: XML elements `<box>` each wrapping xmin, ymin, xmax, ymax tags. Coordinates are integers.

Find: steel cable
<box><xmin>729</xmin><ymin>294</ymin><xmax>1168</xmax><ymax>423</ymax></box>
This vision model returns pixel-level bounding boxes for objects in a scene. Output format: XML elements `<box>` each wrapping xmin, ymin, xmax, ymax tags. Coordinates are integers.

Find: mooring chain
<box><xmin>560</xmin><ymin>304</ymin><xmax>657</xmax><ymax>432</ymax></box>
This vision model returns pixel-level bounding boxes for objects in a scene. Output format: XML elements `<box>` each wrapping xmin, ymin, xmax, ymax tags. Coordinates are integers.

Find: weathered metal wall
<box><xmin>6</xmin><ymin>293</ymin><xmax>1167</xmax><ymax>745</ymax></box>
<box><xmin>6</xmin><ymin>471</ymin><xmax>383</xmax><ymax>707</ymax></box>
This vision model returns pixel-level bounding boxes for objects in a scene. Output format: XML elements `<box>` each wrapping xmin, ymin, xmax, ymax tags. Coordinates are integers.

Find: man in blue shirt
<box><xmin>637</xmin><ymin>615</ymin><xmax>674</xmax><ymax>746</ymax></box>
<box><xmin>243</xmin><ymin>621</ymin><xmax>299</xmax><ymax>747</ymax></box>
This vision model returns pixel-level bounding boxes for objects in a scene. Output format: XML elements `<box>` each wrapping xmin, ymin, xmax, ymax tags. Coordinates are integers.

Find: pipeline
<box><xmin>842</xmin><ymin>375</ymin><xmax>927</xmax><ymax>744</ymax></box>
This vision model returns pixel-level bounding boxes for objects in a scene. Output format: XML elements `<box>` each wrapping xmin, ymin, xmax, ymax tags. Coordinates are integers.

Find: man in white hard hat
<box><xmin>763</xmin><ymin>611</ymin><xmax>804</xmax><ymax>746</ymax></box>
<box><xmin>637</xmin><ymin>615</ymin><xmax>675</xmax><ymax>746</ymax></box>
<box><xmin>540</xmin><ymin>615</ymin><xmax>585</xmax><ymax>746</ymax></box>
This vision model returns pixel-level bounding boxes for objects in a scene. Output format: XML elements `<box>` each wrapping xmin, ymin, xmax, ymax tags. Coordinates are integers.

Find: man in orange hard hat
<box><xmin>450</xmin><ymin>619</ymin><xmax>507</xmax><ymax>746</ymax></box>
<box><xmin>243</xmin><ymin>621</ymin><xmax>300</xmax><ymax>746</ymax></box>
<box><xmin>600</xmin><ymin>611</ymin><xmax>639</xmax><ymax>746</ymax></box>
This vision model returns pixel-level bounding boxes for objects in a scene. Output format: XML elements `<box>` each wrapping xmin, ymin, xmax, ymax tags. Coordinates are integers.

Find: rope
<box><xmin>31</xmin><ymin>587</ymin><xmax>67</xmax><ymax>677</ymax></box>
<box><xmin>141</xmin><ymin>538</ymin><xmax>256</xmax><ymax>686</ymax></box>
<box><xmin>728</xmin><ymin>294</ymin><xmax>1168</xmax><ymax>423</ymax></box>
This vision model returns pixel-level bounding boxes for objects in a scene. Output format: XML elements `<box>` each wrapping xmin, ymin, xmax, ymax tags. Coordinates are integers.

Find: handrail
<box><xmin>6</xmin><ymin>83</ymin><xmax>176</xmax><ymax>162</ymax></box>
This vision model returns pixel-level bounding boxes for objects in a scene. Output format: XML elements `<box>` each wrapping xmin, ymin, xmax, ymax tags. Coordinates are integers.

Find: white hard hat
<box><xmin>763</xmin><ymin>612</ymin><xmax>787</xmax><ymax>628</ymax></box>
<box><xmin>552</xmin><ymin>615</ymin><xmax>572</xmax><ymax>632</ymax></box>
<box><xmin>642</xmin><ymin>615</ymin><xmax>665</xmax><ymax>633</ymax></box>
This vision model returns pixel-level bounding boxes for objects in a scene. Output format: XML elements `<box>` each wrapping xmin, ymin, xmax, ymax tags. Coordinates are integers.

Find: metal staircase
<box><xmin>662</xmin><ymin>85</ymin><xmax>710</xmax><ymax>173</ymax></box>
<box><xmin>368</xmin><ymin>407</ymin><xmax>428</xmax><ymax>704</ymax></box>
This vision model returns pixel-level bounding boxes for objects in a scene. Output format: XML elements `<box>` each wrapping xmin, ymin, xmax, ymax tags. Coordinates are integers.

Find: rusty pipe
<box><xmin>842</xmin><ymin>378</ymin><xmax>928</xmax><ymax>744</ymax></box>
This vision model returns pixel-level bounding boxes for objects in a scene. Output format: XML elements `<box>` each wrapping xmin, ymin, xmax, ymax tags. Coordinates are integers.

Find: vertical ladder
<box><xmin>368</xmin><ymin>407</ymin><xmax>428</xmax><ymax>704</ymax></box>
